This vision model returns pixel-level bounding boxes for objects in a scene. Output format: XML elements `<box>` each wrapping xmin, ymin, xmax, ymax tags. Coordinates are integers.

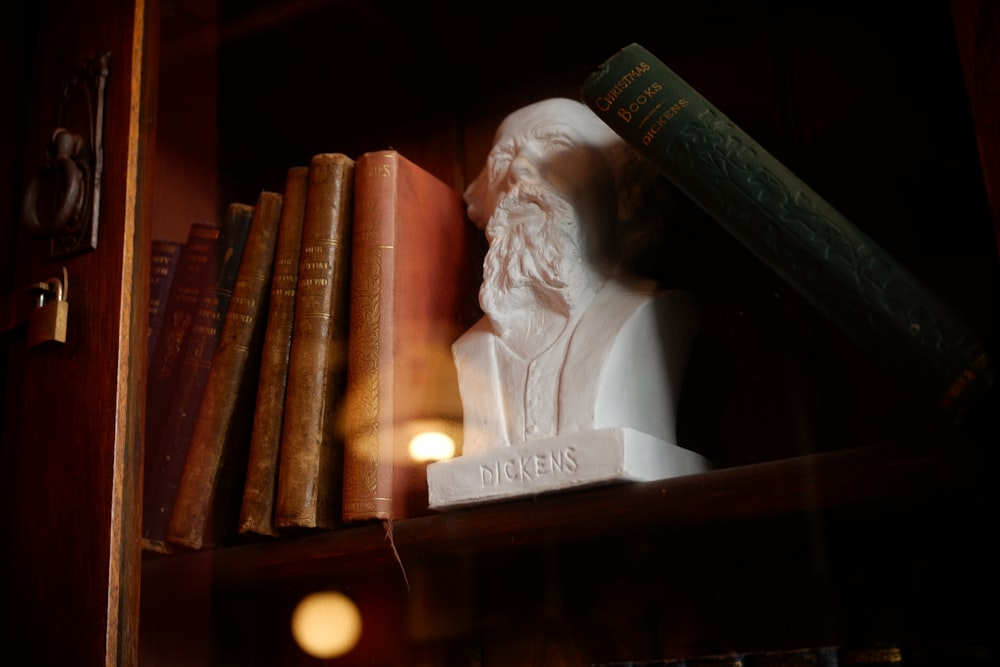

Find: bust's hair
<box><xmin>604</xmin><ymin>140</ymin><xmax>660</xmax><ymax>224</ymax></box>
<box><xmin>600</xmin><ymin>138</ymin><xmax>684</xmax><ymax>280</ymax></box>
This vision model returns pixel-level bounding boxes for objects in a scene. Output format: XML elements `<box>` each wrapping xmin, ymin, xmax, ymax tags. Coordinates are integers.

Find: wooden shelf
<box><xmin>142</xmin><ymin>429</ymin><xmax>994</xmax><ymax>594</ymax></box>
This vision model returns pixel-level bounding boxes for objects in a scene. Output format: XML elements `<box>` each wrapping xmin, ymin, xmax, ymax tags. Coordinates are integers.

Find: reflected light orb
<box><xmin>409</xmin><ymin>430</ymin><xmax>456</xmax><ymax>461</ymax></box>
<box><xmin>290</xmin><ymin>591</ymin><xmax>362</xmax><ymax>658</ymax></box>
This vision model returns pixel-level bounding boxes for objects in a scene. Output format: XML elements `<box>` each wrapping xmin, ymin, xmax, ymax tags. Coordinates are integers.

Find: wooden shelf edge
<box><xmin>142</xmin><ymin>431</ymin><xmax>993</xmax><ymax>592</ymax></box>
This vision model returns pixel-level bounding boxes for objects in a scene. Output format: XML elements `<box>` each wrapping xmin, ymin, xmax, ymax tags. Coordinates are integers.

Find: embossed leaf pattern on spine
<box><xmin>343</xmin><ymin>149</ymin><xmax>397</xmax><ymax>521</ymax></box>
<box><xmin>345</xmin><ymin>248</ymin><xmax>383</xmax><ymax>505</ymax></box>
<box><xmin>342</xmin><ymin>149</ymin><xmax>468</xmax><ymax>522</ymax></box>
<box><xmin>581</xmin><ymin>43</ymin><xmax>994</xmax><ymax>417</ymax></box>
<box><xmin>669</xmin><ymin>110</ymin><xmax>956</xmax><ymax>358</ymax></box>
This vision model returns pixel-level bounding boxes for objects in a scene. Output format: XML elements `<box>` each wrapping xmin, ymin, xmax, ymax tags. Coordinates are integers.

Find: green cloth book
<box><xmin>581</xmin><ymin>42</ymin><xmax>994</xmax><ymax>422</ymax></box>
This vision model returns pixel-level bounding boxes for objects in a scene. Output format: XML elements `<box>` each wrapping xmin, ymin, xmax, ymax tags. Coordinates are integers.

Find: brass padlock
<box><xmin>27</xmin><ymin>275</ymin><xmax>69</xmax><ymax>348</ymax></box>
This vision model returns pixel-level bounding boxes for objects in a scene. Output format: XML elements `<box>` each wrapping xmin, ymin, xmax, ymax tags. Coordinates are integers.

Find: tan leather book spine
<box><xmin>166</xmin><ymin>191</ymin><xmax>284</xmax><ymax>550</ymax></box>
<box><xmin>239</xmin><ymin>167</ymin><xmax>309</xmax><ymax>537</ymax></box>
<box><xmin>274</xmin><ymin>153</ymin><xmax>355</xmax><ymax>530</ymax></box>
<box><xmin>342</xmin><ymin>149</ymin><xmax>469</xmax><ymax>523</ymax></box>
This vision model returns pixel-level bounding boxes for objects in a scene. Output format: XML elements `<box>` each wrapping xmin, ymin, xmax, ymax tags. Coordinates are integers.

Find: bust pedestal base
<box><xmin>427</xmin><ymin>427</ymin><xmax>711</xmax><ymax>510</ymax></box>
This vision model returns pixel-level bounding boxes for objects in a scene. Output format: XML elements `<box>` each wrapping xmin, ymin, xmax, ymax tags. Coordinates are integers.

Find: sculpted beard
<box><xmin>480</xmin><ymin>183</ymin><xmax>599</xmax><ymax>331</ymax></box>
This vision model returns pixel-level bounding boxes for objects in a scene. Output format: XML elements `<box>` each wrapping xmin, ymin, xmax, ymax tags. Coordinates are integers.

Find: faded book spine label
<box><xmin>148</xmin><ymin>226</ymin><xmax>218</xmax><ymax>394</ymax></box>
<box><xmin>148</xmin><ymin>240</ymin><xmax>183</xmax><ymax>358</ymax></box>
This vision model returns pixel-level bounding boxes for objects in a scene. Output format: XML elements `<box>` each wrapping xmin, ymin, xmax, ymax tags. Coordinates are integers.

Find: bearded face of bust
<box><xmin>464</xmin><ymin>98</ymin><xmax>631</xmax><ymax>337</ymax></box>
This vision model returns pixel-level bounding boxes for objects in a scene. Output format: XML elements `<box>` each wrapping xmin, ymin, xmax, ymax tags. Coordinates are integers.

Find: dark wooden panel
<box><xmin>952</xmin><ymin>0</ymin><xmax>1000</xmax><ymax>255</ymax></box>
<box><xmin>1</xmin><ymin>0</ymin><xmax>156</xmax><ymax>664</ymax></box>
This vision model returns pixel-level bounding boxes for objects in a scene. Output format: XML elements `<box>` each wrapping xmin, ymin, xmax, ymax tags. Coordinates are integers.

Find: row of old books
<box><xmin>143</xmin><ymin>149</ymin><xmax>478</xmax><ymax>553</ymax></box>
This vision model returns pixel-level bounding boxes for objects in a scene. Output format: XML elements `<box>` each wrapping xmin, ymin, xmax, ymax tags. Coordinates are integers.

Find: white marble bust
<box><xmin>427</xmin><ymin>98</ymin><xmax>710</xmax><ymax>508</ymax></box>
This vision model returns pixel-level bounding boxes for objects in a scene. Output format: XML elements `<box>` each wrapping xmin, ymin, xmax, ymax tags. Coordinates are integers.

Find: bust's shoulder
<box><xmin>577</xmin><ymin>276</ymin><xmax>700</xmax><ymax>351</ymax></box>
<box><xmin>453</xmin><ymin>316</ymin><xmax>494</xmax><ymax>354</ymax></box>
<box><xmin>591</xmin><ymin>274</ymin><xmax>694</xmax><ymax>315</ymax></box>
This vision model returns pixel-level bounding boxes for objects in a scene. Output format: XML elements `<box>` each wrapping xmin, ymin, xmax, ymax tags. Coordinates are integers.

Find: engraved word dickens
<box><xmin>479</xmin><ymin>446</ymin><xmax>579</xmax><ymax>487</ymax></box>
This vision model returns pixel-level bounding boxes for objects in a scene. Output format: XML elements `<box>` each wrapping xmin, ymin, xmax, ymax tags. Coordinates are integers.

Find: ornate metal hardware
<box><xmin>21</xmin><ymin>52</ymin><xmax>110</xmax><ymax>258</ymax></box>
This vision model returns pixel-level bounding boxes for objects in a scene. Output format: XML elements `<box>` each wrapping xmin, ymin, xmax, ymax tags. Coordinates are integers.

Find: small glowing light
<box><xmin>409</xmin><ymin>430</ymin><xmax>456</xmax><ymax>461</ymax></box>
<box><xmin>404</xmin><ymin>418</ymin><xmax>460</xmax><ymax>462</ymax></box>
<box><xmin>290</xmin><ymin>591</ymin><xmax>362</xmax><ymax>659</ymax></box>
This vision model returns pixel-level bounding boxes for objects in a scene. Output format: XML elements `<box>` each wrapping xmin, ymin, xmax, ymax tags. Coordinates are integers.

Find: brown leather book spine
<box><xmin>143</xmin><ymin>211</ymin><xmax>252</xmax><ymax>554</ymax></box>
<box><xmin>274</xmin><ymin>153</ymin><xmax>355</xmax><ymax>530</ymax></box>
<box><xmin>144</xmin><ymin>223</ymin><xmax>220</xmax><ymax>462</ymax></box>
<box><xmin>166</xmin><ymin>191</ymin><xmax>284</xmax><ymax>550</ymax></box>
<box><xmin>342</xmin><ymin>150</ymin><xmax>468</xmax><ymax>522</ymax></box>
<box><xmin>239</xmin><ymin>167</ymin><xmax>309</xmax><ymax>537</ymax></box>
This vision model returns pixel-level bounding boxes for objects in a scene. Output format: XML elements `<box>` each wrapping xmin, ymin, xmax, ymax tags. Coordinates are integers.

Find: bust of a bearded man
<box><xmin>427</xmin><ymin>98</ymin><xmax>710</xmax><ymax>509</ymax></box>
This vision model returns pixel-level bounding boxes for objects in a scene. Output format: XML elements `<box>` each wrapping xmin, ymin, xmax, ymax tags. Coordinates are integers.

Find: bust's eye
<box><xmin>488</xmin><ymin>147</ymin><xmax>513</xmax><ymax>184</ymax></box>
<box><xmin>544</xmin><ymin>136</ymin><xmax>576</xmax><ymax>154</ymax></box>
